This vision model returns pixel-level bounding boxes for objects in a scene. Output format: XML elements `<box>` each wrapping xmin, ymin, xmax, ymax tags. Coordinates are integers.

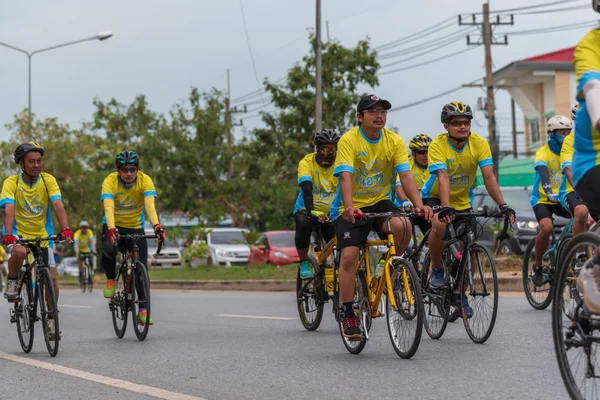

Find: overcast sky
<box><xmin>0</xmin><ymin>0</ymin><xmax>594</xmax><ymax>151</ymax></box>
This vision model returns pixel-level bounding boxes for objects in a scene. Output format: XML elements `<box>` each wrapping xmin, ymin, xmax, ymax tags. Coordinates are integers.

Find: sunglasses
<box><xmin>319</xmin><ymin>145</ymin><xmax>337</xmax><ymax>154</ymax></box>
<box><xmin>415</xmin><ymin>150</ymin><xmax>428</xmax><ymax>155</ymax></box>
<box><xmin>120</xmin><ymin>166</ymin><xmax>138</xmax><ymax>173</ymax></box>
<box><xmin>448</xmin><ymin>120</ymin><xmax>471</xmax><ymax>127</ymax></box>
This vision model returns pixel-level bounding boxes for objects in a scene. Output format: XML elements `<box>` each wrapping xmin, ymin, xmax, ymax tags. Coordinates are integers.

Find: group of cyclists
<box><xmin>0</xmin><ymin>142</ymin><xmax>167</xmax><ymax>338</ymax></box>
<box><xmin>293</xmin><ymin>94</ymin><xmax>517</xmax><ymax>339</ymax></box>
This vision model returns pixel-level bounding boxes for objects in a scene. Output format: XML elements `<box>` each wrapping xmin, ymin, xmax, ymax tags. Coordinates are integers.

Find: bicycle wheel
<box><xmin>447</xmin><ymin>306</ymin><xmax>460</xmax><ymax>322</ymax></box>
<box><xmin>386</xmin><ymin>257</ymin><xmax>424</xmax><ymax>358</ymax></box>
<box><xmin>38</xmin><ymin>268</ymin><xmax>59</xmax><ymax>357</ymax></box>
<box><xmin>88</xmin><ymin>266</ymin><xmax>93</xmax><ymax>294</ymax></box>
<box><xmin>421</xmin><ymin>252</ymin><xmax>449</xmax><ymax>340</ymax></box>
<box><xmin>131</xmin><ymin>262</ymin><xmax>151</xmax><ymax>341</ymax></box>
<box><xmin>553</xmin><ymin>232</ymin><xmax>600</xmax><ymax>400</ymax></box>
<box><xmin>80</xmin><ymin>267</ymin><xmax>86</xmax><ymax>293</ymax></box>
<box><xmin>110</xmin><ymin>267</ymin><xmax>128</xmax><ymax>338</ymax></box>
<box><xmin>339</xmin><ymin>270</ymin><xmax>370</xmax><ymax>355</ymax></box>
<box><xmin>296</xmin><ymin>256</ymin><xmax>324</xmax><ymax>331</ymax></box>
<box><xmin>522</xmin><ymin>238</ymin><xmax>553</xmax><ymax>310</ymax></box>
<box><xmin>460</xmin><ymin>244</ymin><xmax>498</xmax><ymax>344</ymax></box>
<box><xmin>15</xmin><ymin>271</ymin><xmax>34</xmax><ymax>353</ymax></box>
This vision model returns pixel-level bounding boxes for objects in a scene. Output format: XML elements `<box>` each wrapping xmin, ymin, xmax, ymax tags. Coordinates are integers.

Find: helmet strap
<box><xmin>19</xmin><ymin>164</ymin><xmax>38</xmax><ymax>185</ymax></box>
<box><xmin>118</xmin><ymin>175</ymin><xmax>137</xmax><ymax>189</ymax></box>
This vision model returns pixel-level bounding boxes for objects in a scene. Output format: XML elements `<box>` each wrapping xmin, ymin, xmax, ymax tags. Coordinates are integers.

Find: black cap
<box><xmin>357</xmin><ymin>94</ymin><xmax>392</xmax><ymax>113</ymax></box>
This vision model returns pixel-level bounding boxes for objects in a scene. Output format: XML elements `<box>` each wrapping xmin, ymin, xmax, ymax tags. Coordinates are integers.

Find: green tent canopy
<box><xmin>475</xmin><ymin>158</ymin><xmax>535</xmax><ymax>187</ymax></box>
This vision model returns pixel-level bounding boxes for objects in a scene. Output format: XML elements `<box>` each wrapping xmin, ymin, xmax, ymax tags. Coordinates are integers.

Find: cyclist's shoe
<box><xmin>577</xmin><ymin>263</ymin><xmax>600</xmax><ymax>315</ymax></box>
<box><xmin>4</xmin><ymin>278</ymin><xmax>18</xmax><ymax>301</ymax></box>
<box><xmin>574</xmin><ymin>254</ymin><xmax>588</xmax><ymax>274</ymax></box>
<box><xmin>299</xmin><ymin>260</ymin><xmax>313</xmax><ymax>279</ymax></box>
<box><xmin>461</xmin><ymin>297</ymin><xmax>473</xmax><ymax>319</ymax></box>
<box><xmin>137</xmin><ymin>309</ymin><xmax>154</xmax><ymax>326</ymax></box>
<box><xmin>430</xmin><ymin>267</ymin><xmax>445</xmax><ymax>288</ymax></box>
<box><xmin>46</xmin><ymin>318</ymin><xmax>61</xmax><ymax>341</ymax></box>
<box><xmin>531</xmin><ymin>265</ymin><xmax>545</xmax><ymax>287</ymax></box>
<box><xmin>103</xmin><ymin>279</ymin><xmax>116</xmax><ymax>299</ymax></box>
<box><xmin>341</xmin><ymin>314</ymin><xmax>362</xmax><ymax>339</ymax></box>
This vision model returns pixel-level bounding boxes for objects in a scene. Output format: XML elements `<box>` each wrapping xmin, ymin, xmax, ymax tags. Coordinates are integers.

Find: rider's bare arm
<box><xmin>481</xmin><ymin>165</ymin><xmax>506</xmax><ymax>205</ymax></box>
<box><xmin>435</xmin><ymin>169</ymin><xmax>451</xmax><ymax>207</ymax></box>
<box><xmin>398</xmin><ymin>170</ymin><xmax>424</xmax><ymax>208</ymax></box>
<box><xmin>51</xmin><ymin>199</ymin><xmax>69</xmax><ymax>231</ymax></box>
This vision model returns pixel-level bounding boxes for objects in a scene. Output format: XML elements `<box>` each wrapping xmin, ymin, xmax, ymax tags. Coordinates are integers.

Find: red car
<box><xmin>248</xmin><ymin>231</ymin><xmax>300</xmax><ymax>265</ymax></box>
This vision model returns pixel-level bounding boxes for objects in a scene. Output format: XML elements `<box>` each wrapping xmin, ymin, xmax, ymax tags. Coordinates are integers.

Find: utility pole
<box><xmin>459</xmin><ymin>3</ymin><xmax>513</xmax><ymax>177</ymax></box>
<box><xmin>511</xmin><ymin>98</ymin><xmax>517</xmax><ymax>159</ymax></box>
<box><xmin>326</xmin><ymin>20</ymin><xmax>331</xmax><ymax>42</ymax></box>
<box><xmin>314</xmin><ymin>0</ymin><xmax>323</xmax><ymax>133</ymax></box>
<box><xmin>225</xmin><ymin>69</ymin><xmax>234</xmax><ymax>178</ymax></box>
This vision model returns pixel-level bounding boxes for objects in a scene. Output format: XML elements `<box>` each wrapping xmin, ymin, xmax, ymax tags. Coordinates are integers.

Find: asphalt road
<box><xmin>0</xmin><ymin>289</ymin><xmax>571</xmax><ymax>400</ymax></box>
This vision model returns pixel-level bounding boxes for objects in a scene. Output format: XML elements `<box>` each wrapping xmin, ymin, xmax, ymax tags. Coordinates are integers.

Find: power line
<box><xmin>511</xmin><ymin>4</ymin><xmax>588</xmax><ymax>15</ymax></box>
<box><xmin>379</xmin><ymin>36</ymin><xmax>471</xmax><ymax>69</ymax></box>
<box><xmin>375</xmin><ymin>16</ymin><xmax>457</xmax><ymax>52</ymax></box>
<box><xmin>239</xmin><ymin>0</ymin><xmax>267</xmax><ymax>110</ymax></box>
<box><xmin>485</xmin><ymin>0</ymin><xmax>582</xmax><ymax>14</ymax></box>
<box><xmin>497</xmin><ymin>20</ymin><xmax>598</xmax><ymax>35</ymax></box>
<box><xmin>379</xmin><ymin>47</ymin><xmax>477</xmax><ymax>76</ymax></box>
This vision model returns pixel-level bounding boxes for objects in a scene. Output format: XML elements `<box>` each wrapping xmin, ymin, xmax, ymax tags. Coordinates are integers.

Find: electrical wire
<box><xmin>375</xmin><ymin>16</ymin><xmax>457</xmax><ymax>51</ymax></box>
<box><xmin>497</xmin><ymin>20</ymin><xmax>598</xmax><ymax>35</ymax></box>
<box><xmin>239</xmin><ymin>0</ymin><xmax>267</xmax><ymax>110</ymax></box>
<box><xmin>379</xmin><ymin>47</ymin><xmax>477</xmax><ymax>76</ymax></box>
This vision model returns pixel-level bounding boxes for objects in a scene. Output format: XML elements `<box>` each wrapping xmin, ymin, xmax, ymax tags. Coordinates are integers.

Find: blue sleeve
<box><xmin>298</xmin><ymin>176</ymin><xmax>312</xmax><ymax>185</ymax></box>
<box><xmin>144</xmin><ymin>190</ymin><xmax>157</xmax><ymax>197</ymax></box>
<box><xmin>478</xmin><ymin>158</ymin><xmax>493</xmax><ymax>168</ymax></box>
<box><xmin>429</xmin><ymin>163</ymin><xmax>447</xmax><ymax>173</ymax></box>
<box><xmin>333</xmin><ymin>166</ymin><xmax>354</xmax><ymax>177</ymax></box>
<box><xmin>394</xmin><ymin>162</ymin><xmax>410</xmax><ymax>173</ymax></box>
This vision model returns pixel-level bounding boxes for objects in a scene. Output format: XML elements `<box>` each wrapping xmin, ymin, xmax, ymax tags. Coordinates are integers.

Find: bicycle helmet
<box><xmin>571</xmin><ymin>103</ymin><xmax>579</xmax><ymax>121</ymax></box>
<box><xmin>14</xmin><ymin>141</ymin><xmax>44</xmax><ymax>164</ymax></box>
<box><xmin>79</xmin><ymin>220</ymin><xmax>89</xmax><ymax>228</ymax></box>
<box><xmin>313</xmin><ymin>129</ymin><xmax>341</xmax><ymax>146</ymax></box>
<box><xmin>115</xmin><ymin>150</ymin><xmax>140</xmax><ymax>169</ymax></box>
<box><xmin>409</xmin><ymin>134</ymin><xmax>432</xmax><ymax>151</ymax></box>
<box><xmin>547</xmin><ymin>115</ymin><xmax>573</xmax><ymax>132</ymax></box>
<box><xmin>440</xmin><ymin>101</ymin><xmax>473</xmax><ymax>123</ymax></box>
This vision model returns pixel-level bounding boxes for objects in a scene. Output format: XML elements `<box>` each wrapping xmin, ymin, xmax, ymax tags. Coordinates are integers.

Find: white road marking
<box><xmin>60</xmin><ymin>305</ymin><xmax>92</xmax><ymax>309</ymax></box>
<box><xmin>215</xmin><ymin>314</ymin><xmax>296</xmax><ymax>320</ymax></box>
<box><xmin>0</xmin><ymin>352</ymin><xmax>206</xmax><ymax>400</ymax></box>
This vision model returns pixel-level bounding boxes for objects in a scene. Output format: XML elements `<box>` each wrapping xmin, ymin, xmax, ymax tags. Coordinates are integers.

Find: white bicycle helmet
<box><xmin>547</xmin><ymin>115</ymin><xmax>573</xmax><ymax>132</ymax></box>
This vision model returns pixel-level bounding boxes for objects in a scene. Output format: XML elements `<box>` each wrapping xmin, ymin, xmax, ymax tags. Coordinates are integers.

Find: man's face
<box><xmin>317</xmin><ymin>144</ymin><xmax>337</xmax><ymax>166</ymax></box>
<box><xmin>413</xmin><ymin>149</ymin><xmax>428</xmax><ymax>167</ymax></box>
<box><xmin>118</xmin><ymin>165</ymin><xmax>138</xmax><ymax>184</ymax></box>
<box><xmin>21</xmin><ymin>151</ymin><xmax>42</xmax><ymax>177</ymax></box>
<box><xmin>357</xmin><ymin>106</ymin><xmax>387</xmax><ymax>130</ymax></box>
<box><xmin>444</xmin><ymin>116</ymin><xmax>471</xmax><ymax>140</ymax></box>
<box><xmin>80</xmin><ymin>226</ymin><xmax>88</xmax><ymax>234</ymax></box>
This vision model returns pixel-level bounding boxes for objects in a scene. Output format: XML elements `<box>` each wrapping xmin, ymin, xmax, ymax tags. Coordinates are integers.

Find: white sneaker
<box><xmin>3</xmin><ymin>279</ymin><xmax>18</xmax><ymax>301</ymax></box>
<box><xmin>577</xmin><ymin>264</ymin><xmax>600</xmax><ymax>314</ymax></box>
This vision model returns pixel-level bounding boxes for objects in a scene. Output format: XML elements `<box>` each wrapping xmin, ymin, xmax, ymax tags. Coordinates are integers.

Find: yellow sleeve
<box><xmin>42</xmin><ymin>173</ymin><xmax>62</xmax><ymax>201</ymax></box>
<box><xmin>74</xmin><ymin>230</ymin><xmax>81</xmax><ymax>241</ymax></box>
<box><xmin>575</xmin><ymin>30</ymin><xmax>600</xmax><ymax>99</ymax></box>
<box><xmin>0</xmin><ymin>175</ymin><xmax>18</xmax><ymax>208</ymax></box>
<box><xmin>428</xmin><ymin>137</ymin><xmax>447</xmax><ymax>174</ymax></box>
<box><xmin>103</xmin><ymin>198</ymin><xmax>116</xmax><ymax>229</ymax></box>
<box><xmin>333</xmin><ymin>131</ymin><xmax>355</xmax><ymax>176</ymax></box>
<box><xmin>144</xmin><ymin>196</ymin><xmax>160</xmax><ymax>227</ymax></box>
<box><xmin>534</xmin><ymin>148</ymin><xmax>547</xmax><ymax>166</ymax></box>
<box><xmin>392</xmin><ymin>134</ymin><xmax>410</xmax><ymax>173</ymax></box>
<box><xmin>298</xmin><ymin>155</ymin><xmax>313</xmax><ymax>184</ymax></box>
<box><xmin>560</xmin><ymin>133</ymin><xmax>575</xmax><ymax>171</ymax></box>
<box><xmin>476</xmin><ymin>138</ymin><xmax>493</xmax><ymax>168</ymax></box>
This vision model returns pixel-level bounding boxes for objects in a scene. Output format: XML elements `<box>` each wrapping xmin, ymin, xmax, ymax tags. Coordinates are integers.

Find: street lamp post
<box><xmin>0</xmin><ymin>31</ymin><xmax>113</xmax><ymax>137</ymax></box>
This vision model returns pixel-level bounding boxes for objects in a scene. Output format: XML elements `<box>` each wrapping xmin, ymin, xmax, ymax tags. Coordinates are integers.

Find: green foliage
<box><xmin>183</xmin><ymin>241</ymin><xmax>210</xmax><ymax>265</ymax></box>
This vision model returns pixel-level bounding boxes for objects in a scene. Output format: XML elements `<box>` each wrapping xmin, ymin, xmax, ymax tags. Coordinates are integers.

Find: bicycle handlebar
<box><xmin>16</xmin><ymin>235</ymin><xmax>61</xmax><ymax>245</ymax></box>
<box><xmin>117</xmin><ymin>234</ymin><xmax>163</xmax><ymax>255</ymax></box>
<box><xmin>453</xmin><ymin>205</ymin><xmax>512</xmax><ymax>238</ymax></box>
<box><xmin>354</xmin><ymin>210</ymin><xmax>426</xmax><ymax>219</ymax></box>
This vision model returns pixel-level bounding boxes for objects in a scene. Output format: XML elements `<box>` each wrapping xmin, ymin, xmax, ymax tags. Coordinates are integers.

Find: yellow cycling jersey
<box><xmin>0</xmin><ymin>173</ymin><xmax>62</xmax><ymax>247</ymax></box>
<box><xmin>407</xmin><ymin>156</ymin><xmax>429</xmax><ymax>191</ymax></box>
<box><xmin>422</xmin><ymin>132</ymin><xmax>493</xmax><ymax>210</ymax></box>
<box><xmin>0</xmin><ymin>248</ymin><xmax>6</xmax><ymax>262</ymax></box>
<box><xmin>573</xmin><ymin>29</ymin><xmax>600</xmax><ymax>186</ymax></box>
<box><xmin>331</xmin><ymin>127</ymin><xmax>409</xmax><ymax>219</ymax></box>
<box><xmin>74</xmin><ymin>229</ymin><xmax>94</xmax><ymax>253</ymax></box>
<box><xmin>100</xmin><ymin>171</ymin><xmax>158</xmax><ymax>229</ymax></box>
<box><xmin>293</xmin><ymin>153</ymin><xmax>338</xmax><ymax>215</ymax></box>
<box><xmin>531</xmin><ymin>143</ymin><xmax>563</xmax><ymax>206</ymax></box>
<box><xmin>559</xmin><ymin>132</ymin><xmax>575</xmax><ymax>197</ymax></box>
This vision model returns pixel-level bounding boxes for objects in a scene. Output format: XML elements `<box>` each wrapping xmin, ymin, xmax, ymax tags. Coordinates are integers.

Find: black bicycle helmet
<box><xmin>313</xmin><ymin>129</ymin><xmax>341</xmax><ymax>146</ymax></box>
<box><xmin>14</xmin><ymin>141</ymin><xmax>44</xmax><ymax>164</ymax></box>
<box><xmin>409</xmin><ymin>134</ymin><xmax>432</xmax><ymax>151</ymax></box>
<box><xmin>440</xmin><ymin>101</ymin><xmax>473</xmax><ymax>123</ymax></box>
<box><xmin>115</xmin><ymin>150</ymin><xmax>140</xmax><ymax>168</ymax></box>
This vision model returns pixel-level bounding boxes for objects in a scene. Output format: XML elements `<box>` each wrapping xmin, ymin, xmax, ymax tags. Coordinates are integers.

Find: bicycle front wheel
<box><xmin>421</xmin><ymin>252</ymin><xmax>449</xmax><ymax>340</ymax></box>
<box><xmin>87</xmin><ymin>264</ymin><xmax>93</xmax><ymax>293</ymax></box>
<box><xmin>460</xmin><ymin>244</ymin><xmax>498</xmax><ymax>344</ymax></box>
<box><xmin>296</xmin><ymin>256</ymin><xmax>324</xmax><ymax>331</ymax></box>
<box><xmin>110</xmin><ymin>267</ymin><xmax>128</xmax><ymax>338</ymax></box>
<box><xmin>38</xmin><ymin>268</ymin><xmax>59</xmax><ymax>357</ymax></box>
<box><xmin>131</xmin><ymin>262</ymin><xmax>151</xmax><ymax>341</ymax></box>
<box><xmin>16</xmin><ymin>271</ymin><xmax>34</xmax><ymax>353</ymax></box>
<box><xmin>386</xmin><ymin>258</ymin><xmax>423</xmax><ymax>358</ymax></box>
<box><xmin>522</xmin><ymin>238</ymin><xmax>553</xmax><ymax>310</ymax></box>
<box><xmin>553</xmin><ymin>232</ymin><xmax>600</xmax><ymax>400</ymax></box>
<box><xmin>339</xmin><ymin>270</ymin><xmax>370</xmax><ymax>355</ymax></box>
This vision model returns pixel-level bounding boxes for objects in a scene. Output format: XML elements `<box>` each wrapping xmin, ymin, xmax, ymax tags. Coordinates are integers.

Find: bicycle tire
<box><xmin>80</xmin><ymin>266</ymin><xmax>86</xmax><ymax>293</ymax></box>
<box><xmin>386</xmin><ymin>258</ymin><xmax>424</xmax><ymax>358</ymax></box>
<box><xmin>522</xmin><ymin>238</ymin><xmax>553</xmax><ymax>310</ymax></box>
<box><xmin>296</xmin><ymin>256</ymin><xmax>324</xmax><ymax>331</ymax></box>
<box><xmin>421</xmin><ymin>251</ymin><xmax>449</xmax><ymax>340</ymax></box>
<box><xmin>447</xmin><ymin>306</ymin><xmax>460</xmax><ymax>323</ymax></box>
<box><xmin>0</xmin><ymin>265</ymin><xmax>3</xmax><ymax>293</ymax></box>
<box><xmin>38</xmin><ymin>268</ymin><xmax>59</xmax><ymax>357</ymax></box>
<box><xmin>552</xmin><ymin>232</ymin><xmax>600</xmax><ymax>400</ymax></box>
<box><xmin>339</xmin><ymin>270</ymin><xmax>370</xmax><ymax>355</ymax></box>
<box><xmin>461</xmin><ymin>244</ymin><xmax>498</xmax><ymax>344</ymax></box>
<box><xmin>131</xmin><ymin>262</ymin><xmax>151</xmax><ymax>341</ymax></box>
<box><xmin>16</xmin><ymin>270</ymin><xmax>35</xmax><ymax>353</ymax></box>
<box><xmin>111</xmin><ymin>267</ymin><xmax>128</xmax><ymax>338</ymax></box>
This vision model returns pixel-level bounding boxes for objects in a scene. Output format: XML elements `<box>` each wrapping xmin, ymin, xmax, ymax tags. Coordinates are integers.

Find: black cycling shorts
<box><xmin>533</xmin><ymin>203</ymin><xmax>570</xmax><ymax>222</ymax></box>
<box><xmin>564</xmin><ymin>192</ymin><xmax>586</xmax><ymax>215</ymax></box>
<box><xmin>335</xmin><ymin>200</ymin><xmax>407</xmax><ymax>250</ymax></box>
<box><xmin>294</xmin><ymin>211</ymin><xmax>335</xmax><ymax>250</ymax></box>
<box><xmin>575</xmin><ymin>165</ymin><xmax>600</xmax><ymax>221</ymax></box>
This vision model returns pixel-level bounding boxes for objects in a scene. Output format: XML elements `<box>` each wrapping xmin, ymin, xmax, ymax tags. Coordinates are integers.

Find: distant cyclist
<box><xmin>100</xmin><ymin>150</ymin><xmax>166</xmax><ymax>326</ymax></box>
<box><xmin>293</xmin><ymin>129</ymin><xmax>339</xmax><ymax>279</ymax></box>
<box><xmin>74</xmin><ymin>220</ymin><xmax>97</xmax><ymax>280</ymax></box>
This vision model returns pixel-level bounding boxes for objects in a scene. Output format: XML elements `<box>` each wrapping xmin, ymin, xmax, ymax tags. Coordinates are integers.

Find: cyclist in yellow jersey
<box><xmin>294</xmin><ymin>129</ymin><xmax>339</xmax><ymax>279</ymax></box>
<box><xmin>100</xmin><ymin>150</ymin><xmax>166</xmax><ymax>326</ymax></box>
<box><xmin>572</xmin><ymin>3</ymin><xmax>600</xmax><ymax>313</ymax></box>
<box><xmin>0</xmin><ymin>142</ymin><xmax>73</xmax><ymax>339</ymax></box>
<box><xmin>74</xmin><ymin>220</ymin><xmax>97</xmax><ymax>281</ymax></box>
<box><xmin>395</xmin><ymin>134</ymin><xmax>432</xmax><ymax>235</ymax></box>
<box><xmin>423</xmin><ymin>102</ymin><xmax>515</xmax><ymax>314</ymax></box>
<box><xmin>0</xmin><ymin>245</ymin><xmax>7</xmax><ymax>288</ymax></box>
<box><xmin>332</xmin><ymin>94</ymin><xmax>433</xmax><ymax>338</ymax></box>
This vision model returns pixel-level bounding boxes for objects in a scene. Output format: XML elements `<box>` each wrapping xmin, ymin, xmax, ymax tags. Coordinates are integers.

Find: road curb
<box><xmin>59</xmin><ymin>276</ymin><xmax>524</xmax><ymax>292</ymax></box>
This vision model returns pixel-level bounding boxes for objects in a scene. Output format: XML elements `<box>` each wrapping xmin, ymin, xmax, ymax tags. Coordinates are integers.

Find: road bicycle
<box><xmin>79</xmin><ymin>253</ymin><xmax>94</xmax><ymax>293</ymax></box>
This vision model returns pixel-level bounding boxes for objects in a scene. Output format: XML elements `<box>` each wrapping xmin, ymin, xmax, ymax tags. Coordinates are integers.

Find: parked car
<box><xmin>471</xmin><ymin>186</ymin><xmax>569</xmax><ymax>255</ymax></box>
<box><xmin>206</xmin><ymin>228</ymin><xmax>250</xmax><ymax>266</ymax></box>
<box><xmin>145</xmin><ymin>229</ymin><xmax>183</xmax><ymax>268</ymax></box>
<box><xmin>249</xmin><ymin>231</ymin><xmax>300</xmax><ymax>265</ymax></box>
<box><xmin>57</xmin><ymin>256</ymin><xmax>79</xmax><ymax>276</ymax></box>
